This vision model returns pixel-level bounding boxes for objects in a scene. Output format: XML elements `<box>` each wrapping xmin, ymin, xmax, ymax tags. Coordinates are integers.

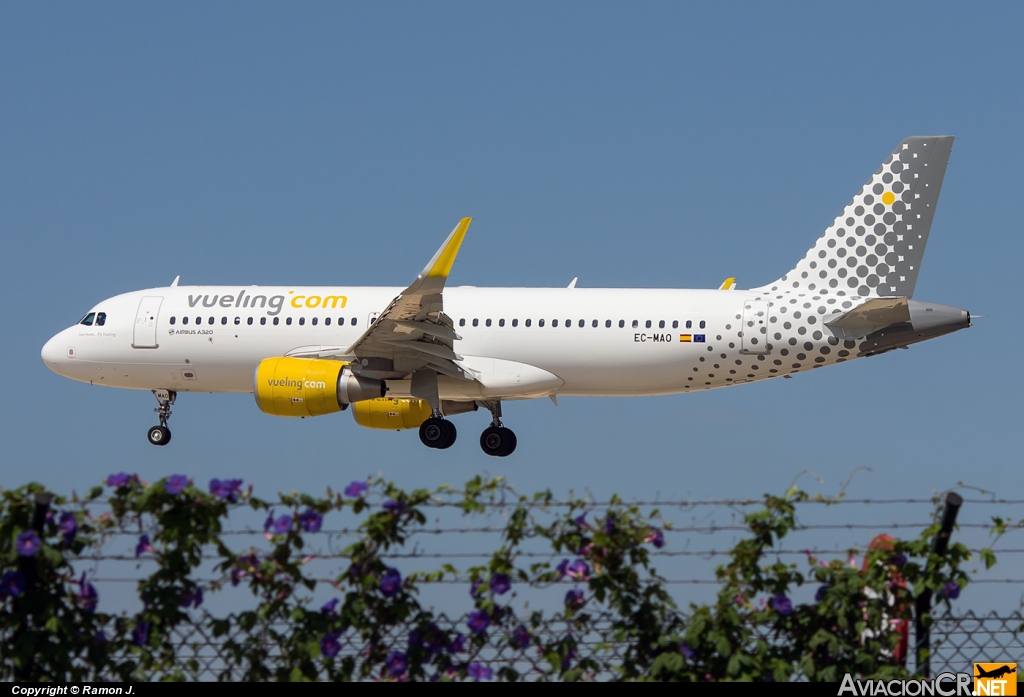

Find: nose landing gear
<box><xmin>147</xmin><ymin>389</ymin><xmax>176</xmax><ymax>446</ymax></box>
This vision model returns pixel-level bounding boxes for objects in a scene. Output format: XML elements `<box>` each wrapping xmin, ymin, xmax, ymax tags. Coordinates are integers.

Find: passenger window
<box><xmin>170</xmin><ymin>316</ymin><xmax>176</xmax><ymax>325</ymax></box>
<box><xmin>659</xmin><ymin>320</ymin><xmax>665</xmax><ymax>329</ymax></box>
<box><xmin>473</xmin><ymin>319</ymin><xmax>479</xmax><ymax>327</ymax></box>
<box><xmin>565</xmin><ymin>320</ymin><xmax>571</xmax><ymax>327</ymax></box>
<box><xmin>645</xmin><ymin>320</ymin><xmax>652</xmax><ymax>329</ymax></box>
<box><xmin>592</xmin><ymin>320</ymin><xmax>598</xmax><ymax>328</ymax></box>
<box><xmin>605</xmin><ymin>320</ymin><xmax>611</xmax><ymax>328</ymax></box>
<box><xmin>700</xmin><ymin>320</ymin><xmax>706</xmax><ymax>329</ymax></box>
<box><xmin>79</xmin><ymin>313</ymin><xmax>96</xmax><ymax>326</ymax></box>
<box><xmin>286</xmin><ymin>318</ymin><xmax>292</xmax><ymax>326</ymax></box>
<box><xmin>324</xmin><ymin>317</ymin><xmax>330</xmax><ymax>326</ymax></box>
<box><xmin>312</xmin><ymin>317</ymin><xmax>318</xmax><ymax>326</ymax></box>
<box><xmin>221</xmin><ymin>317</ymin><xmax>228</xmax><ymax>325</ymax></box>
<box><xmin>672</xmin><ymin>320</ymin><xmax>678</xmax><ymax>329</ymax></box>
<box><xmin>525</xmin><ymin>319</ymin><xmax>532</xmax><ymax>327</ymax></box>
<box><xmin>632</xmin><ymin>320</ymin><xmax>639</xmax><ymax>328</ymax></box>
<box><xmin>182</xmin><ymin>317</ymin><xmax>189</xmax><ymax>325</ymax></box>
<box><xmin>686</xmin><ymin>320</ymin><xmax>692</xmax><ymax>329</ymax></box>
<box><xmin>552</xmin><ymin>319</ymin><xmax>558</xmax><ymax>327</ymax></box>
<box><xmin>511</xmin><ymin>319</ymin><xmax>518</xmax><ymax>327</ymax></box>
<box><xmin>498</xmin><ymin>319</ymin><xmax>505</xmax><ymax>327</ymax></box>
<box><xmin>460</xmin><ymin>318</ymin><xmax>466</xmax><ymax>327</ymax></box>
<box><xmin>209</xmin><ymin>317</ymin><xmax>215</xmax><ymax>325</ymax></box>
<box><xmin>247</xmin><ymin>317</ymin><xmax>253</xmax><ymax>325</ymax></box>
<box><xmin>95</xmin><ymin>313</ymin><xmax>106</xmax><ymax>326</ymax></box>
<box><xmin>234</xmin><ymin>317</ymin><xmax>241</xmax><ymax>325</ymax></box>
<box><xmin>351</xmin><ymin>318</ymin><xmax>358</xmax><ymax>326</ymax></box>
<box><xmin>261</xmin><ymin>317</ymin><xmax>267</xmax><ymax>325</ymax></box>
<box><xmin>486</xmin><ymin>319</ymin><xmax>492</xmax><ymax>327</ymax></box>
<box><xmin>578</xmin><ymin>319</ymin><xmax>585</xmax><ymax>328</ymax></box>
<box><xmin>273</xmin><ymin>317</ymin><xmax>280</xmax><ymax>325</ymax></box>
<box><xmin>619</xmin><ymin>320</ymin><xmax>625</xmax><ymax>328</ymax></box>
<box><xmin>299</xmin><ymin>317</ymin><xmax>305</xmax><ymax>326</ymax></box>
<box><xmin>539</xmin><ymin>319</ymin><xmax>545</xmax><ymax>327</ymax></box>
<box><xmin>196</xmin><ymin>317</ymin><xmax>202</xmax><ymax>325</ymax></box>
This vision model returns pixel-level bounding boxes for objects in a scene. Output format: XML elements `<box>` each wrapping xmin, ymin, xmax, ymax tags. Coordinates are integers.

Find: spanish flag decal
<box><xmin>679</xmin><ymin>335</ymin><xmax>692</xmax><ymax>342</ymax></box>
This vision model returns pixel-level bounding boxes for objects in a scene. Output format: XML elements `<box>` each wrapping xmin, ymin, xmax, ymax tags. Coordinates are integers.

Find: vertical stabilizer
<box><xmin>753</xmin><ymin>136</ymin><xmax>954</xmax><ymax>298</ymax></box>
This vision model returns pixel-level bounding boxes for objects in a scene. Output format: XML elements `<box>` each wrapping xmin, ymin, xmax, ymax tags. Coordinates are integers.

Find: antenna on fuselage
<box><xmin>567</xmin><ymin>277</ymin><xmax>578</xmax><ymax>289</ymax></box>
<box><xmin>170</xmin><ymin>275</ymin><xmax>180</xmax><ymax>287</ymax></box>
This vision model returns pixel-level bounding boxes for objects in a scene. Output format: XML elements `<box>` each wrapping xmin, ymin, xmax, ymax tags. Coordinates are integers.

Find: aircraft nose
<box><xmin>41</xmin><ymin>334</ymin><xmax>64</xmax><ymax>375</ymax></box>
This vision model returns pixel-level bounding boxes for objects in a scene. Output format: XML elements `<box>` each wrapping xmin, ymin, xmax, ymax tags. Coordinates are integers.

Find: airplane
<box><xmin>41</xmin><ymin>136</ymin><xmax>970</xmax><ymax>456</ymax></box>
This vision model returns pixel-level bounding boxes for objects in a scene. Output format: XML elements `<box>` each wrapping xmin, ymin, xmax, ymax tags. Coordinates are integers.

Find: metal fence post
<box><xmin>915</xmin><ymin>491</ymin><xmax>963</xmax><ymax>678</ymax></box>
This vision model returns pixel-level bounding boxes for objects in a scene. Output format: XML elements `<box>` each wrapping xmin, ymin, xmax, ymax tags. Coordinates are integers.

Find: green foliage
<box><xmin>0</xmin><ymin>475</ymin><xmax>992</xmax><ymax>681</ymax></box>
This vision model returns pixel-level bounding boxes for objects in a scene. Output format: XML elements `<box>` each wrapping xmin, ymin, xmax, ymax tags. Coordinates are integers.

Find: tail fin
<box><xmin>753</xmin><ymin>136</ymin><xmax>954</xmax><ymax>298</ymax></box>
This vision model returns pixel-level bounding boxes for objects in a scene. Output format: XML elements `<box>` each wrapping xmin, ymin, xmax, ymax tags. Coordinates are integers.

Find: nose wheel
<box><xmin>148</xmin><ymin>389</ymin><xmax>176</xmax><ymax>447</ymax></box>
<box><xmin>419</xmin><ymin>416</ymin><xmax>457</xmax><ymax>449</ymax></box>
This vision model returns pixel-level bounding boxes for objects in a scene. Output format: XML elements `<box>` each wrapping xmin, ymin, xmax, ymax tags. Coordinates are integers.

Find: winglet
<box><xmin>718</xmin><ymin>277</ymin><xmax>736</xmax><ymax>290</ymax></box>
<box><xmin>421</xmin><ymin>217</ymin><xmax>472</xmax><ymax>280</ymax></box>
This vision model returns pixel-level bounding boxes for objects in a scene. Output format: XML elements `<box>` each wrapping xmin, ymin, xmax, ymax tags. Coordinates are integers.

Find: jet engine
<box><xmin>254</xmin><ymin>357</ymin><xmax>385</xmax><ymax>417</ymax></box>
<box><xmin>352</xmin><ymin>398</ymin><xmax>477</xmax><ymax>430</ymax></box>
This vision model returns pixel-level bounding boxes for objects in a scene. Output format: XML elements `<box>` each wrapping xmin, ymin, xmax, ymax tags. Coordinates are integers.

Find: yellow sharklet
<box><xmin>426</xmin><ymin>217</ymin><xmax>472</xmax><ymax>279</ymax></box>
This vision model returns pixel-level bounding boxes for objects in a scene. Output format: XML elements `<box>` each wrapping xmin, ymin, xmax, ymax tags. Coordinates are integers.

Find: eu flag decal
<box><xmin>694</xmin><ymin>334</ymin><xmax>706</xmax><ymax>343</ymax></box>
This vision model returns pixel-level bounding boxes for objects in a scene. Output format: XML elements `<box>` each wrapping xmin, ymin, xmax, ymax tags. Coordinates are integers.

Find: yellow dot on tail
<box><xmin>882</xmin><ymin>191</ymin><xmax>895</xmax><ymax>205</ymax></box>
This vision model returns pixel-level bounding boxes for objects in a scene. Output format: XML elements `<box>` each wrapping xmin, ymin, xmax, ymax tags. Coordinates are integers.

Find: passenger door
<box><xmin>133</xmin><ymin>296</ymin><xmax>163</xmax><ymax>349</ymax></box>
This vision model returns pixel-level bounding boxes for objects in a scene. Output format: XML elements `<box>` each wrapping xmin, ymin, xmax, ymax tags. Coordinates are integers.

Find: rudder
<box><xmin>753</xmin><ymin>136</ymin><xmax>954</xmax><ymax>298</ymax></box>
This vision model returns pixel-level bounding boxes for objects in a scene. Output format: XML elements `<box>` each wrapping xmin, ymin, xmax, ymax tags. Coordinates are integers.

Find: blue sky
<box><xmin>3</xmin><ymin>3</ymin><xmax>1023</xmax><ymax>611</ymax></box>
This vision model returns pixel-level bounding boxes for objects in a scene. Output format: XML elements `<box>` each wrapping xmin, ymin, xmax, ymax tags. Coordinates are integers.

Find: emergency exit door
<box><xmin>133</xmin><ymin>296</ymin><xmax>163</xmax><ymax>349</ymax></box>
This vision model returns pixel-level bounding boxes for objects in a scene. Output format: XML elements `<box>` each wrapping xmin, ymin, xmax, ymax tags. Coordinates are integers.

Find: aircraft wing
<box><xmin>340</xmin><ymin>218</ymin><xmax>473</xmax><ymax>380</ymax></box>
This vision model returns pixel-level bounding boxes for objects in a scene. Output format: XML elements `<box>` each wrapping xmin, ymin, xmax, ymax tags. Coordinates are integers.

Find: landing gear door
<box><xmin>133</xmin><ymin>296</ymin><xmax>163</xmax><ymax>349</ymax></box>
<box><xmin>740</xmin><ymin>298</ymin><xmax>771</xmax><ymax>355</ymax></box>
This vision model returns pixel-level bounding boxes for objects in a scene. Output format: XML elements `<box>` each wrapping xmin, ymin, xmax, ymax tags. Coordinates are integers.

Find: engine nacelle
<box><xmin>254</xmin><ymin>357</ymin><xmax>385</xmax><ymax>418</ymax></box>
<box><xmin>350</xmin><ymin>399</ymin><xmax>477</xmax><ymax>430</ymax></box>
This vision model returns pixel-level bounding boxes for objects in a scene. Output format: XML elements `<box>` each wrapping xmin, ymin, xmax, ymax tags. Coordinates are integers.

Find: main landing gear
<box><xmin>479</xmin><ymin>401</ymin><xmax>516</xmax><ymax>458</ymax></box>
<box><xmin>147</xmin><ymin>389</ymin><xmax>175</xmax><ymax>446</ymax></box>
<box><xmin>419</xmin><ymin>414</ymin><xmax>457</xmax><ymax>449</ymax></box>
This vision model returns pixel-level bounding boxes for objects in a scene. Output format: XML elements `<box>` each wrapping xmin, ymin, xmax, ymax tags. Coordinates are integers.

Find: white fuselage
<box><xmin>41</xmin><ymin>284</ymin><xmax>873</xmax><ymax>399</ymax></box>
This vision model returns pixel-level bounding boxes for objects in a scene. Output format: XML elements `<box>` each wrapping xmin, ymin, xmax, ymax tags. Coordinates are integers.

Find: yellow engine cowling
<box><xmin>254</xmin><ymin>357</ymin><xmax>385</xmax><ymax>417</ymax></box>
<box><xmin>352</xmin><ymin>397</ymin><xmax>433</xmax><ymax>430</ymax></box>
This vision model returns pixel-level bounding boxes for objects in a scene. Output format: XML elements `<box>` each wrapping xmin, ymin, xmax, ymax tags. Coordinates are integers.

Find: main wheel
<box><xmin>419</xmin><ymin>418</ymin><xmax>449</xmax><ymax>449</ymax></box>
<box><xmin>147</xmin><ymin>425</ymin><xmax>171</xmax><ymax>446</ymax></box>
<box><xmin>437</xmin><ymin>420</ymin><xmax>457</xmax><ymax>449</ymax></box>
<box><xmin>480</xmin><ymin>426</ymin><xmax>515</xmax><ymax>457</ymax></box>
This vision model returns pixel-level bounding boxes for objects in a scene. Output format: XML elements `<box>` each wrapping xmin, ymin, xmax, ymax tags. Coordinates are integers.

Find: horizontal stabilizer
<box><xmin>825</xmin><ymin>297</ymin><xmax>910</xmax><ymax>339</ymax></box>
<box><xmin>719</xmin><ymin>277</ymin><xmax>736</xmax><ymax>290</ymax></box>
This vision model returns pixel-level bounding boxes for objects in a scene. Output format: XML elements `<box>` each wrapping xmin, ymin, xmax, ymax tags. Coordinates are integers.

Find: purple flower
<box><xmin>132</xmin><ymin>622</ymin><xmax>148</xmax><ymax>646</ymax></box>
<box><xmin>263</xmin><ymin>510</ymin><xmax>275</xmax><ymax>532</ymax></box>
<box><xmin>321</xmin><ymin>632</ymin><xmax>341</xmax><ymax>659</ymax></box>
<box><xmin>604</xmin><ymin>513</ymin><xmax>618</xmax><ymax>535</ymax></box>
<box><xmin>567</xmin><ymin>559</ymin><xmax>591</xmax><ymax>581</ymax></box>
<box><xmin>893</xmin><ymin>553</ymin><xmax>908</xmax><ymax>567</ymax></box>
<box><xmin>179</xmin><ymin>586</ymin><xmax>203</xmax><ymax>609</ymax></box>
<box><xmin>299</xmin><ymin>508</ymin><xmax>323</xmax><ymax>533</ymax></box>
<box><xmin>513</xmin><ymin>624</ymin><xmax>531</xmax><ymax>649</ymax></box>
<box><xmin>0</xmin><ymin>571</ymin><xmax>26</xmax><ymax>599</ymax></box>
<box><xmin>135</xmin><ymin>534</ymin><xmax>154</xmax><ymax>558</ymax></box>
<box><xmin>106</xmin><ymin>472</ymin><xmax>132</xmax><ymax>488</ymax></box>
<box><xmin>386</xmin><ymin>650</ymin><xmax>408</xmax><ymax>678</ymax></box>
<box><xmin>490</xmin><ymin>572</ymin><xmax>511</xmax><ymax>595</ymax></box>
<box><xmin>565</xmin><ymin>588</ymin><xmax>586</xmax><ymax>612</ymax></box>
<box><xmin>344</xmin><ymin>480</ymin><xmax>369</xmax><ymax>498</ymax></box>
<box><xmin>555</xmin><ymin>559</ymin><xmax>569</xmax><ymax>579</ymax></box>
<box><xmin>449</xmin><ymin>634</ymin><xmax>466</xmax><ymax>653</ymax></box>
<box><xmin>209</xmin><ymin>478</ymin><xmax>244</xmax><ymax>502</ymax></box>
<box><xmin>468</xmin><ymin>662</ymin><xmax>493</xmax><ymax>681</ymax></box>
<box><xmin>383</xmin><ymin>499</ymin><xmax>404</xmax><ymax>514</ymax></box>
<box><xmin>164</xmin><ymin>475</ymin><xmax>189</xmax><ymax>495</ymax></box>
<box><xmin>321</xmin><ymin>598</ymin><xmax>339</xmax><ymax>614</ymax></box>
<box><xmin>272</xmin><ymin>514</ymin><xmax>292</xmax><ymax>535</ymax></box>
<box><xmin>645</xmin><ymin>528</ymin><xmax>665</xmax><ymax>549</ymax></box>
<box><xmin>681</xmin><ymin>641</ymin><xmax>696</xmax><ymax>660</ymax></box>
<box><xmin>771</xmin><ymin>593</ymin><xmax>793</xmax><ymax>616</ymax></box>
<box><xmin>379</xmin><ymin>567</ymin><xmax>402</xmax><ymax>598</ymax></box>
<box><xmin>574</xmin><ymin>512</ymin><xmax>589</xmax><ymax>528</ymax></box>
<box><xmin>470</xmin><ymin>579</ymin><xmax>485</xmax><ymax>598</ymax></box>
<box><xmin>16</xmin><ymin>530</ymin><xmax>41</xmax><ymax>557</ymax></box>
<box><xmin>467</xmin><ymin>610</ymin><xmax>491</xmax><ymax>635</ymax></box>
<box><xmin>938</xmin><ymin>581</ymin><xmax>961</xmax><ymax>600</ymax></box>
<box><xmin>58</xmin><ymin>511</ymin><xmax>77</xmax><ymax>545</ymax></box>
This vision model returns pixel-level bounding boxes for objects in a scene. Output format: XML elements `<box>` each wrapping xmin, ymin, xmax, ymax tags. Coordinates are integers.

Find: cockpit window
<box><xmin>95</xmin><ymin>312</ymin><xmax>106</xmax><ymax>327</ymax></box>
<box><xmin>80</xmin><ymin>313</ymin><xmax>96</xmax><ymax>326</ymax></box>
